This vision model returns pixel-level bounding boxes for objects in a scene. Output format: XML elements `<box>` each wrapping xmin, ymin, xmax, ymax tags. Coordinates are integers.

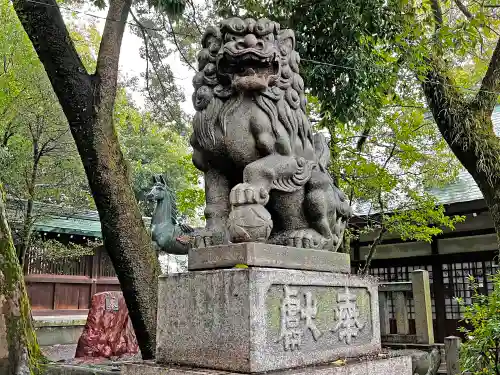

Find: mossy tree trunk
<box><xmin>12</xmin><ymin>0</ymin><xmax>161</xmax><ymax>358</ymax></box>
<box><xmin>423</xmin><ymin>0</ymin><xmax>500</xmax><ymax>251</ymax></box>
<box><xmin>0</xmin><ymin>184</ymin><xmax>45</xmax><ymax>375</ymax></box>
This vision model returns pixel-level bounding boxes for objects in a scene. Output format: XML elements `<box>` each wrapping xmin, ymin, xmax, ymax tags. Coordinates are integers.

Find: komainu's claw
<box><xmin>229</xmin><ymin>183</ymin><xmax>269</xmax><ymax>206</ymax></box>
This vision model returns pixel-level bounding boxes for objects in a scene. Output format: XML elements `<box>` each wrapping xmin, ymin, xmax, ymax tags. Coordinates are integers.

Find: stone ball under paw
<box><xmin>228</xmin><ymin>204</ymin><xmax>273</xmax><ymax>243</ymax></box>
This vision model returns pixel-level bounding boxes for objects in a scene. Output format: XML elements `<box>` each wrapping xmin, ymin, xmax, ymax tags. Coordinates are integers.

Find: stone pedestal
<box><xmin>149</xmin><ymin>243</ymin><xmax>412</xmax><ymax>375</ymax></box>
<box><xmin>157</xmin><ymin>244</ymin><xmax>380</xmax><ymax>373</ymax></box>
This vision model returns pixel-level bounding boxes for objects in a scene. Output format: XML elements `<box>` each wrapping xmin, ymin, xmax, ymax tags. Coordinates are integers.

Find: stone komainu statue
<box><xmin>190</xmin><ymin>17</ymin><xmax>352</xmax><ymax>251</ymax></box>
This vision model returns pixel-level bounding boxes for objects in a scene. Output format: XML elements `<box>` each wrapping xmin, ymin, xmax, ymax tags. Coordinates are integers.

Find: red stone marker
<box><xmin>75</xmin><ymin>291</ymin><xmax>138</xmax><ymax>358</ymax></box>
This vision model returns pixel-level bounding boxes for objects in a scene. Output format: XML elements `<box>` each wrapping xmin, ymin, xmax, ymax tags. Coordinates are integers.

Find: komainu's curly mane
<box><xmin>191</xmin><ymin>17</ymin><xmax>313</xmax><ymax>154</ymax></box>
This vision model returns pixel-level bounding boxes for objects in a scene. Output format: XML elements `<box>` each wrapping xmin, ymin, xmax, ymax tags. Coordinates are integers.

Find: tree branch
<box><xmin>186</xmin><ymin>0</ymin><xmax>203</xmax><ymax>35</ymax></box>
<box><xmin>455</xmin><ymin>0</ymin><xmax>500</xmax><ymax>42</ymax></box>
<box><xmin>38</xmin><ymin>129</ymin><xmax>69</xmax><ymax>157</ymax></box>
<box><xmin>130</xmin><ymin>11</ymin><xmax>177</xmax><ymax>121</ymax></box>
<box><xmin>356</xmin><ymin>126</ymin><xmax>371</xmax><ymax>152</ymax></box>
<box><xmin>431</xmin><ymin>0</ymin><xmax>444</xmax><ymax>27</ymax></box>
<box><xmin>359</xmin><ymin>226</ymin><xmax>387</xmax><ymax>275</ymax></box>
<box><xmin>162</xmin><ymin>15</ymin><xmax>197</xmax><ymax>72</ymax></box>
<box><xmin>12</xmin><ymin>0</ymin><xmax>93</xmax><ymax>125</ymax></box>
<box><xmin>454</xmin><ymin>0</ymin><xmax>473</xmax><ymax>19</ymax></box>
<box><xmin>474</xmin><ymin>37</ymin><xmax>500</xmax><ymax>113</ymax></box>
<box><xmin>2</xmin><ymin>120</ymin><xmax>16</xmax><ymax>147</ymax></box>
<box><xmin>95</xmin><ymin>0</ymin><xmax>133</xmax><ymax>116</ymax></box>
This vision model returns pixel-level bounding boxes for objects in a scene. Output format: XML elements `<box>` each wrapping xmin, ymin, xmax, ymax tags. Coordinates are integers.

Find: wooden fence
<box><xmin>25</xmin><ymin>246</ymin><xmax>120</xmax><ymax>316</ymax></box>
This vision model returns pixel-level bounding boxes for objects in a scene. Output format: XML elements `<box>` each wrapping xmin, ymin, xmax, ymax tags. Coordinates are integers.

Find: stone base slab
<box><xmin>188</xmin><ymin>243</ymin><xmax>350</xmax><ymax>273</ymax></box>
<box><xmin>156</xmin><ymin>268</ymin><xmax>380</xmax><ymax>373</ymax></box>
<box><xmin>123</xmin><ymin>355</ymin><xmax>412</xmax><ymax>375</ymax></box>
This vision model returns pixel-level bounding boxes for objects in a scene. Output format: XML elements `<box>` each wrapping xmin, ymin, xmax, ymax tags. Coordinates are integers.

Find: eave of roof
<box><xmin>6</xmin><ymin>197</ymin><xmax>151</xmax><ymax>238</ymax></box>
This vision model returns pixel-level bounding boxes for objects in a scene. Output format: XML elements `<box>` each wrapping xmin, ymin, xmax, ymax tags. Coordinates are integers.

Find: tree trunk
<box><xmin>358</xmin><ymin>227</ymin><xmax>387</xmax><ymax>275</ymax></box>
<box><xmin>18</xmin><ymin>152</ymin><xmax>39</xmax><ymax>267</ymax></box>
<box><xmin>422</xmin><ymin>56</ymin><xmax>500</xmax><ymax>251</ymax></box>
<box><xmin>0</xmin><ymin>184</ymin><xmax>45</xmax><ymax>374</ymax></box>
<box><xmin>13</xmin><ymin>0</ymin><xmax>161</xmax><ymax>358</ymax></box>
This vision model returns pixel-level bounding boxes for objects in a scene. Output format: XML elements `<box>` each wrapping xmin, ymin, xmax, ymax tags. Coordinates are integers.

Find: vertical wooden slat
<box><xmin>90</xmin><ymin>247</ymin><xmax>100</xmax><ymax>301</ymax></box>
<box><xmin>432</xmin><ymin>261</ymin><xmax>446</xmax><ymax>342</ymax></box>
<box><xmin>394</xmin><ymin>291</ymin><xmax>409</xmax><ymax>334</ymax></box>
<box><xmin>378</xmin><ymin>292</ymin><xmax>390</xmax><ymax>335</ymax></box>
<box><xmin>52</xmin><ymin>282</ymin><xmax>56</xmax><ymax>310</ymax></box>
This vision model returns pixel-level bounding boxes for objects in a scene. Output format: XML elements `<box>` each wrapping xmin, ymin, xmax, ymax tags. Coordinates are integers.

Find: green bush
<box><xmin>458</xmin><ymin>273</ymin><xmax>500</xmax><ymax>374</ymax></box>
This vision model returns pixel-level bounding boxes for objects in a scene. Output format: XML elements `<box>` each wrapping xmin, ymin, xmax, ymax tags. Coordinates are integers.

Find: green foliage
<box><xmin>0</xmin><ymin>0</ymin><xmax>92</xmax><ymax>209</ymax></box>
<box><xmin>130</xmin><ymin>0</ymin><xmax>214</xmax><ymax>132</ymax></box>
<box><xmin>313</xmin><ymin>90</ymin><xmax>463</xmax><ymax>245</ymax></box>
<box><xmin>150</xmin><ymin>0</ymin><xmax>186</xmax><ymax>17</ymax></box>
<box><xmin>215</xmin><ymin>0</ymin><xmax>405</xmax><ymax>125</ymax></box>
<box><xmin>114</xmin><ymin>88</ymin><xmax>204</xmax><ymax>221</ymax></box>
<box><xmin>1</xmin><ymin>0</ymin><xmax>204</xmax><ymax>227</ymax></box>
<box><xmin>382</xmin><ymin>192</ymin><xmax>465</xmax><ymax>242</ymax></box>
<box><xmin>458</xmin><ymin>273</ymin><xmax>500</xmax><ymax>374</ymax></box>
<box><xmin>30</xmin><ymin>236</ymin><xmax>100</xmax><ymax>261</ymax></box>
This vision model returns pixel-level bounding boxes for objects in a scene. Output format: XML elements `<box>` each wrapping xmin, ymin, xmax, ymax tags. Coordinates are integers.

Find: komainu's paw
<box><xmin>230</xmin><ymin>183</ymin><xmax>269</xmax><ymax>206</ymax></box>
<box><xmin>272</xmin><ymin>229</ymin><xmax>330</xmax><ymax>249</ymax></box>
<box><xmin>192</xmin><ymin>230</ymin><xmax>226</xmax><ymax>248</ymax></box>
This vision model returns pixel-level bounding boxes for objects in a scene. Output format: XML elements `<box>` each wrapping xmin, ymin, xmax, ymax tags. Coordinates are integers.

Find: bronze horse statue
<box><xmin>146</xmin><ymin>175</ymin><xmax>196</xmax><ymax>255</ymax></box>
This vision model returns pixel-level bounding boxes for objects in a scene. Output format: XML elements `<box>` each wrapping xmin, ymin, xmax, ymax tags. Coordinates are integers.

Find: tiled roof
<box><xmin>6</xmin><ymin>197</ymin><xmax>151</xmax><ymax>238</ymax></box>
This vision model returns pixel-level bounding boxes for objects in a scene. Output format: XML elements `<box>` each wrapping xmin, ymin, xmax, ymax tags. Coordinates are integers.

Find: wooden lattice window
<box><xmin>443</xmin><ymin>261</ymin><xmax>484</xmax><ymax>320</ymax></box>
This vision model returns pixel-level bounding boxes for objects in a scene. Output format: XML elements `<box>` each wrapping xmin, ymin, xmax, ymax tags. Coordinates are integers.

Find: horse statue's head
<box><xmin>147</xmin><ymin>174</ymin><xmax>168</xmax><ymax>202</ymax></box>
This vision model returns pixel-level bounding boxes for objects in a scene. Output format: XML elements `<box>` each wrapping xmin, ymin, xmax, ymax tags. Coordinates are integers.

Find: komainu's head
<box><xmin>217</xmin><ymin>18</ymin><xmax>281</xmax><ymax>91</ymax></box>
<box><xmin>192</xmin><ymin>17</ymin><xmax>306</xmax><ymax>111</ymax></box>
<box><xmin>192</xmin><ymin>17</ymin><xmax>310</xmax><ymax>152</ymax></box>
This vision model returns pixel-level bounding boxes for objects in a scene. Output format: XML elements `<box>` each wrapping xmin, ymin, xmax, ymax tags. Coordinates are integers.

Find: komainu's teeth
<box><xmin>247</xmin><ymin>68</ymin><xmax>256</xmax><ymax>75</ymax></box>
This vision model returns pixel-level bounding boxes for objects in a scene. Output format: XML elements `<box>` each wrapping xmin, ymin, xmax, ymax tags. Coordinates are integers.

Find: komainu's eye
<box><xmin>225</xmin><ymin>33</ymin><xmax>238</xmax><ymax>42</ymax></box>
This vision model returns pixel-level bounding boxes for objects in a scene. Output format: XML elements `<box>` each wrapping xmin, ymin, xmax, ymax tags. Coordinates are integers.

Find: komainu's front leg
<box><xmin>229</xmin><ymin>155</ymin><xmax>314</xmax><ymax>206</ymax></box>
<box><xmin>228</xmin><ymin>155</ymin><xmax>315</xmax><ymax>244</ymax></box>
<box><xmin>194</xmin><ymin>169</ymin><xmax>231</xmax><ymax>248</ymax></box>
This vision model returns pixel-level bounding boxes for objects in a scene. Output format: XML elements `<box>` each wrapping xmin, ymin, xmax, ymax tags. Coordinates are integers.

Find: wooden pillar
<box><xmin>412</xmin><ymin>270</ymin><xmax>434</xmax><ymax>344</ymax></box>
<box><xmin>432</xmin><ymin>237</ymin><xmax>446</xmax><ymax>342</ymax></box>
<box><xmin>444</xmin><ymin>336</ymin><xmax>461</xmax><ymax>375</ymax></box>
<box><xmin>352</xmin><ymin>239</ymin><xmax>360</xmax><ymax>262</ymax></box>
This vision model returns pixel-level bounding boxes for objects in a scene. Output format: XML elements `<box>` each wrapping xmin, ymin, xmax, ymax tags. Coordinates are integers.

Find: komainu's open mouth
<box><xmin>218</xmin><ymin>51</ymin><xmax>280</xmax><ymax>90</ymax></box>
